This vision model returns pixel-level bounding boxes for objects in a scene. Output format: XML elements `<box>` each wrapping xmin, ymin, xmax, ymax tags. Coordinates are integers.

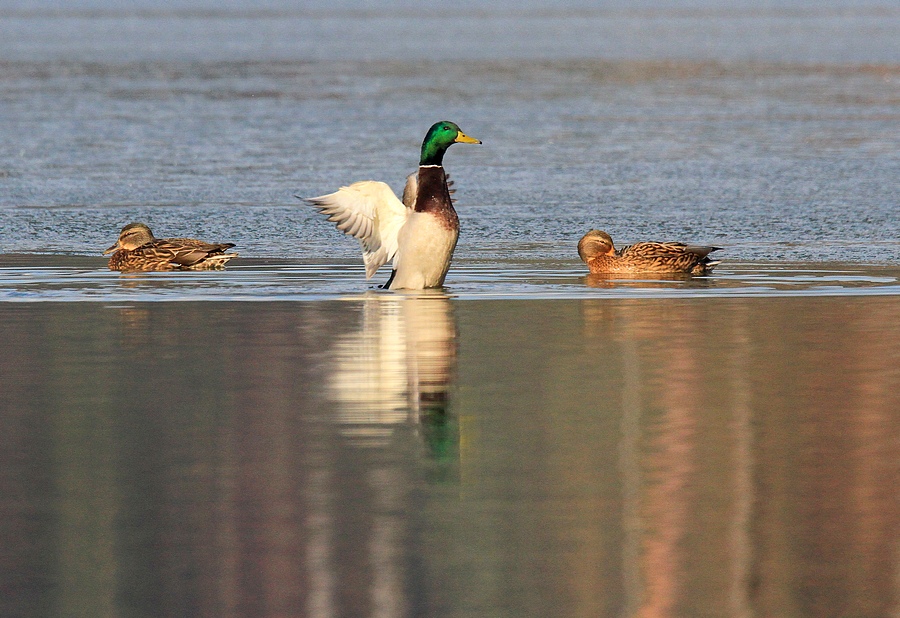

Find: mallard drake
<box><xmin>306</xmin><ymin>121</ymin><xmax>481</xmax><ymax>290</ymax></box>
<box><xmin>103</xmin><ymin>222</ymin><xmax>238</xmax><ymax>271</ymax></box>
<box><xmin>578</xmin><ymin>229</ymin><xmax>721</xmax><ymax>275</ymax></box>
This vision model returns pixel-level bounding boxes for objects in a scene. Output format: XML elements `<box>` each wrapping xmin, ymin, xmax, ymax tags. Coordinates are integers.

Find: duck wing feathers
<box><xmin>307</xmin><ymin>180</ymin><xmax>410</xmax><ymax>279</ymax></box>
<box><xmin>619</xmin><ymin>241</ymin><xmax>722</xmax><ymax>273</ymax></box>
<box><xmin>147</xmin><ymin>238</ymin><xmax>237</xmax><ymax>267</ymax></box>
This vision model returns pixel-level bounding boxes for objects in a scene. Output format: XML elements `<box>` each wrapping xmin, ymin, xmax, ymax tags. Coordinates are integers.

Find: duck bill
<box><xmin>102</xmin><ymin>243</ymin><xmax>119</xmax><ymax>255</ymax></box>
<box><xmin>455</xmin><ymin>131</ymin><xmax>481</xmax><ymax>144</ymax></box>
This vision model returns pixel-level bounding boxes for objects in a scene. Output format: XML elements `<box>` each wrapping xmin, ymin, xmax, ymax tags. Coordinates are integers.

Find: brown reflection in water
<box><xmin>582</xmin><ymin>297</ymin><xmax>900</xmax><ymax>618</ymax></box>
<box><xmin>639</xmin><ymin>310</ymin><xmax>700</xmax><ymax>618</ymax></box>
<box><xmin>849</xmin><ymin>306</ymin><xmax>899</xmax><ymax>617</ymax></box>
<box><xmin>584</xmin><ymin>273</ymin><xmax>691</xmax><ymax>287</ymax></box>
<box><xmin>761</xmin><ymin>300</ymin><xmax>899</xmax><ymax>618</ymax></box>
<box><xmin>1</xmin><ymin>296</ymin><xmax>897</xmax><ymax>618</ymax></box>
<box><xmin>727</xmin><ymin>306</ymin><xmax>754</xmax><ymax>618</ymax></box>
<box><xmin>594</xmin><ymin>301</ymin><xmax>706</xmax><ymax>618</ymax></box>
<box><xmin>748</xmin><ymin>298</ymin><xmax>900</xmax><ymax>618</ymax></box>
<box><xmin>583</xmin><ymin>272</ymin><xmax>719</xmax><ymax>292</ymax></box>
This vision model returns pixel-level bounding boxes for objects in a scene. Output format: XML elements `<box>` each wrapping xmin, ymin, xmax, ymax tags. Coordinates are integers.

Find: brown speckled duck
<box><xmin>103</xmin><ymin>222</ymin><xmax>238</xmax><ymax>272</ymax></box>
<box><xmin>577</xmin><ymin>229</ymin><xmax>721</xmax><ymax>275</ymax></box>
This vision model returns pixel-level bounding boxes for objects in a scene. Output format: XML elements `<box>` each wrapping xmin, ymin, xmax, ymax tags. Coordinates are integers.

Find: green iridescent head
<box><xmin>419</xmin><ymin>121</ymin><xmax>481</xmax><ymax>166</ymax></box>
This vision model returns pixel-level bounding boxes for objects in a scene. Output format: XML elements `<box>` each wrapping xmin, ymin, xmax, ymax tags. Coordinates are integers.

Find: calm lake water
<box><xmin>2</xmin><ymin>295</ymin><xmax>899</xmax><ymax>618</ymax></box>
<box><xmin>1</xmin><ymin>1</ymin><xmax>899</xmax><ymax>617</ymax></box>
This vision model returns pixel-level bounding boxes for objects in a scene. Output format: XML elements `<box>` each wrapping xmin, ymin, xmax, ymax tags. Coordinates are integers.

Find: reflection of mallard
<box><xmin>326</xmin><ymin>293</ymin><xmax>458</xmax><ymax>465</ymax></box>
<box><xmin>577</xmin><ymin>229</ymin><xmax>721</xmax><ymax>275</ymax></box>
<box><xmin>306</xmin><ymin>121</ymin><xmax>481</xmax><ymax>290</ymax></box>
<box><xmin>103</xmin><ymin>223</ymin><xmax>238</xmax><ymax>272</ymax></box>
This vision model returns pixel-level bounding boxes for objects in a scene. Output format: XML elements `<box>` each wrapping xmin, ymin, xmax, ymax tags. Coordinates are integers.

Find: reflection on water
<box><xmin>583</xmin><ymin>271</ymin><xmax>718</xmax><ymax>292</ymax></box>
<box><xmin>0</xmin><ymin>296</ymin><xmax>897</xmax><ymax>617</ymax></box>
<box><xmin>452</xmin><ymin>297</ymin><xmax>898</xmax><ymax>617</ymax></box>
<box><xmin>326</xmin><ymin>293</ymin><xmax>458</xmax><ymax>462</ymax></box>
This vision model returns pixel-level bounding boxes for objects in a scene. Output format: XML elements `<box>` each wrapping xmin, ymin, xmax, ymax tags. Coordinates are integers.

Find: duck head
<box><xmin>419</xmin><ymin>121</ymin><xmax>481</xmax><ymax>166</ymax></box>
<box><xmin>577</xmin><ymin>230</ymin><xmax>617</xmax><ymax>262</ymax></box>
<box><xmin>104</xmin><ymin>222</ymin><xmax>155</xmax><ymax>254</ymax></box>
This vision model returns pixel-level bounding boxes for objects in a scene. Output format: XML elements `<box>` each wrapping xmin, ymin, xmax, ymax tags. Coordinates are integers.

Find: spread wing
<box><xmin>307</xmin><ymin>181</ymin><xmax>410</xmax><ymax>279</ymax></box>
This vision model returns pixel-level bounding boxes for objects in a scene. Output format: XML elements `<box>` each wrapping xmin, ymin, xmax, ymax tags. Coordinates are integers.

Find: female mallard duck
<box><xmin>307</xmin><ymin>121</ymin><xmax>481</xmax><ymax>290</ymax></box>
<box><xmin>103</xmin><ymin>222</ymin><xmax>238</xmax><ymax>271</ymax></box>
<box><xmin>578</xmin><ymin>229</ymin><xmax>721</xmax><ymax>275</ymax></box>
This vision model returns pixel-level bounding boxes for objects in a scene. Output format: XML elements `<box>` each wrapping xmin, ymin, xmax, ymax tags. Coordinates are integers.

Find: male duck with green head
<box><xmin>308</xmin><ymin>121</ymin><xmax>481</xmax><ymax>290</ymax></box>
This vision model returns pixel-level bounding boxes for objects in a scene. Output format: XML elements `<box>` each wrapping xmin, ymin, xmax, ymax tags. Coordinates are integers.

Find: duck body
<box><xmin>386</xmin><ymin>165</ymin><xmax>459</xmax><ymax>289</ymax></box>
<box><xmin>307</xmin><ymin>121</ymin><xmax>480</xmax><ymax>290</ymax></box>
<box><xmin>578</xmin><ymin>229</ymin><xmax>720</xmax><ymax>275</ymax></box>
<box><xmin>104</xmin><ymin>222</ymin><xmax>238</xmax><ymax>272</ymax></box>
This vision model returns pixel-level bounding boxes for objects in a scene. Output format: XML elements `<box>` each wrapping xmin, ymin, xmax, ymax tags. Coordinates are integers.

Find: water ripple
<box><xmin>1</xmin><ymin>256</ymin><xmax>898</xmax><ymax>302</ymax></box>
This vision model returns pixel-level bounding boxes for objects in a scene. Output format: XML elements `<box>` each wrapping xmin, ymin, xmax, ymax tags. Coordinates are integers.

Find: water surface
<box><xmin>2</xmin><ymin>294</ymin><xmax>898</xmax><ymax>617</ymax></box>
<box><xmin>1</xmin><ymin>2</ymin><xmax>899</xmax><ymax>617</ymax></box>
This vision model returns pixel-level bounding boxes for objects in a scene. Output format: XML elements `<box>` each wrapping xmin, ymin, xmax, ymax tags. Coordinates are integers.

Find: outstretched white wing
<box><xmin>307</xmin><ymin>180</ymin><xmax>410</xmax><ymax>279</ymax></box>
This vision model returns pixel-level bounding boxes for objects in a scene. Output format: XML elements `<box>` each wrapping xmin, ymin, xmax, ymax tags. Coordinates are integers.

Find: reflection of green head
<box><xmin>420</xmin><ymin>121</ymin><xmax>481</xmax><ymax>166</ymax></box>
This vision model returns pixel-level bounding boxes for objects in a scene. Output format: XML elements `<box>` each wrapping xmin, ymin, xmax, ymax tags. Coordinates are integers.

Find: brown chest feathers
<box><xmin>414</xmin><ymin>165</ymin><xmax>459</xmax><ymax>232</ymax></box>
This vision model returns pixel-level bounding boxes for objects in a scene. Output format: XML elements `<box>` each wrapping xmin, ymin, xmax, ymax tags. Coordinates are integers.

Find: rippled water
<box><xmin>2</xmin><ymin>255</ymin><xmax>900</xmax><ymax>301</ymax></box>
<box><xmin>2</xmin><ymin>2</ymin><xmax>899</xmax><ymax>618</ymax></box>
<box><xmin>1</xmin><ymin>5</ymin><xmax>899</xmax><ymax>266</ymax></box>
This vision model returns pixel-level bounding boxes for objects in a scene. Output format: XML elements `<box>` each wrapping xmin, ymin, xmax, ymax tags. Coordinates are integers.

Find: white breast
<box><xmin>388</xmin><ymin>211</ymin><xmax>459</xmax><ymax>289</ymax></box>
